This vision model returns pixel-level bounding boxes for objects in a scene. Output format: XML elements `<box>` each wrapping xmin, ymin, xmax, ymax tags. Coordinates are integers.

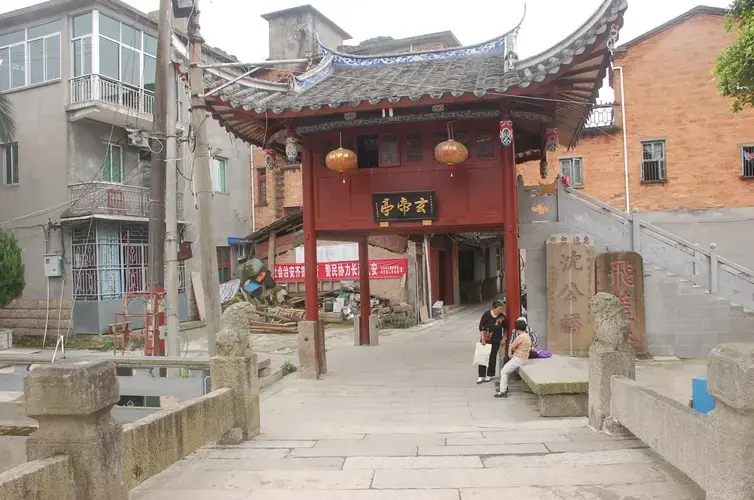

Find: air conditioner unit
<box><xmin>129</xmin><ymin>134</ymin><xmax>147</xmax><ymax>148</ymax></box>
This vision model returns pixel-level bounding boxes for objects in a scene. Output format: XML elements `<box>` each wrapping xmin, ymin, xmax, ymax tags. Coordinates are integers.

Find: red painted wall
<box><xmin>308</xmin><ymin>120</ymin><xmax>507</xmax><ymax>234</ymax></box>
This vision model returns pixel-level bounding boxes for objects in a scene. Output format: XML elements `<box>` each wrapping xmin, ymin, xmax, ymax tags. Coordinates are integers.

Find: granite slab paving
<box><xmin>130</xmin><ymin>305</ymin><xmax>704</xmax><ymax>500</ymax></box>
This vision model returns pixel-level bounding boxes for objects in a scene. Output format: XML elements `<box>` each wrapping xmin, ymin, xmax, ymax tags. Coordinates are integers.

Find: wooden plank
<box><xmin>192</xmin><ymin>271</ymin><xmax>206</xmax><ymax>320</ymax></box>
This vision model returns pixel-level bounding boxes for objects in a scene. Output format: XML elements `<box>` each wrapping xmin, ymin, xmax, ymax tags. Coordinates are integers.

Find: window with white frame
<box><xmin>0</xmin><ymin>21</ymin><xmax>61</xmax><ymax>91</ymax></box>
<box><xmin>1</xmin><ymin>143</ymin><xmax>19</xmax><ymax>185</ymax></box>
<box><xmin>212</xmin><ymin>158</ymin><xmax>227</xmax><ymax>193</ymax></box>
<box><xmin>70</xmin><ymin>12</ymin><xmax>157</xmax><ymax>93</ymax></box>
<box><xmin>641</xmin><ymin>140</ymin><xmax>667</xmax><ymax>182</ymax></box>
<box><xmin>103</xmin><ymin>143</ymin><xmax>122</xmax><ymax>183</ymax></box>
<box><xmin>559</xmin><ymin>157</ymin><xmax>584</xmax><ymax>187</ymax></box>
<box><xmin>742</xmin><ymin>146</ymin><xmax>754</xmax><ymax>178</ymax></box>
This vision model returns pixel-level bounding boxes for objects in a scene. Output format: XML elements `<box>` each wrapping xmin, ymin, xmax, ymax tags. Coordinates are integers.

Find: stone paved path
<box><xmin>129</xmin><ymin>306</ymin><xmax>704</xmax><ymax>500</ymax></box>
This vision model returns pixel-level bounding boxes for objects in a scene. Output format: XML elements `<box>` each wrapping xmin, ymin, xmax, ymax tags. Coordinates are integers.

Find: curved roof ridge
<box><xmin>319</xmin><ymin>26</ymin><xmax>518</xmax><ymax>63</ymax></box>
<box><xmin>516</xmin><ymin>0</ymin><xmax>627</xmax><ymax>68</ymax></box>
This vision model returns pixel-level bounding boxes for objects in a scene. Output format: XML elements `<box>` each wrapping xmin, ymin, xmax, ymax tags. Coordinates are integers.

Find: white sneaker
<box><xmin>484</xmin><ymin>376</ymin><xmax>492</xmax><ymax>383</ymax></box>
<box><xmin>476</xmin><ymin>377</ymin><xmax>484</xmax><ymax>384</ymax></box>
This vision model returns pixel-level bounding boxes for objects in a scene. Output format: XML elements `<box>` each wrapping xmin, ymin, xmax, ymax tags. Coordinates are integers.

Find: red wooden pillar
<box><xmin>500</xmin><ymin>108</ymin><xmax>522</xmax><ymax>333</ymax></box>
<box><xmin>358</xmin><ymin>238</ymin><xmax>371</xmax><ymax>345</ymax></box>
<box><xmin>302</xmin><ymin>141</ymin><xmax>319</xmax><ymax>322</ymax></box>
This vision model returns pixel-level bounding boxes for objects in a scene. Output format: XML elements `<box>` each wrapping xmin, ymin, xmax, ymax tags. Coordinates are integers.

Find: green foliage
<box><xmin>359</xmin><ymin>36</ymin><xmax>393</xmax><ymax>46</ymax></box>
<box><xmin>715</xmin><ymin>0</ymin><xmax>754</xmax><ymax>112</ymax></box>
<box><xmin>0</xmin><ymin>93</ymin><xmax>15</xmax><ymax>143</ymax></box>
<box><xmin>101</xmin><ymin>338</ymin><xmax>114</xmax><ymax>351</ymax></box>
<box><xmin>0</xmin><ymin>229</ymin><xmax>24</xmax><ymax>309</ymax></box>
<box><xmin>281</xmin><ymin>360</ymin><xmax>298</xmax><ymax>376</ymax></box>
<box><xmin>382</xmin><ymin>313</ymin><xmax>413</xmax><ymax>329</ymax></box>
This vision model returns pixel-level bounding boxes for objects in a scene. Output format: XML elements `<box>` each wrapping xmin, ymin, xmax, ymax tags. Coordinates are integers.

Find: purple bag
<box><xmin>534</xmin><ymin>348</ymin><xmax>552</xmax><ymax>359</ymax></box>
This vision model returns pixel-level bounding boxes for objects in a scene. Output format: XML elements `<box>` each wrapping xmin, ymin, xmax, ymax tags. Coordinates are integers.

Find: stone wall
<box><xmin>0</xmin><ymin>456</ymin><xmax>76</xmax><ymax>500</ymax></box>
<box><xmin>122</xmin><ymin>388</ymin><xmax>235</xmax><ymax>489</ymax></box>
<box><xmin>0</xmin><ymin>299</ymin><xmax>72</xmax><ymax>337</ymax></box>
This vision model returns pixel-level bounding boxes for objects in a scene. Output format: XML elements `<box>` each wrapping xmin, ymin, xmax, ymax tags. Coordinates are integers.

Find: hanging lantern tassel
<box><xmin>499</xmin><ymin>120</ymin><xmax>514</xmax><ymax>147</ymax></box>
<box><xmin>545</xmin><ymin>128</ymin><xmax>559</xmax><ymax>152</ymax></box>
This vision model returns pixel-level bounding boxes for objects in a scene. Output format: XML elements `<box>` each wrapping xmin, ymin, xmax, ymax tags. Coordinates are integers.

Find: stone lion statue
<box><xmin>590</xmin><ymin>292</ymin><xmax>630</xmax><ymax>350</ymax></box>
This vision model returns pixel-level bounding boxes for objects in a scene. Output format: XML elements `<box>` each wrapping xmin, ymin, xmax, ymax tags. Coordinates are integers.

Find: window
<box><xmin>357</xmin><ymin>134</ymin><xmax>379</xmax><ymax>168</ymax></box>
<box><xmin>559</xmin><ymin>157</ymin><xmax>584</xmax><ymax>188</ymax></box>
<box><xmin>103</xmin><ymin>143</ymin><xmax>122</xmax><ymax>183</ymax></box>
<box><xmin>216</xmin><ymin>247</ymin><xmax>231</xmax><ymax>283</ymax></box>
<box><xmin>212</xmin><ymin>158</ymin><xmax>227</xmax><ymax>192</ymax></box>
<box><xmin>405</xmin><ymin>133</ymin><xmax>423</xmax><ymax>163</ymax></box>
<box><xmin>257</xmin><ymin>168</ymin><xmax>267</xmax><ymax>205</ymax></box>
<box><xmin>0</xmin><ymin>21</ymin><xmax>61</xmax><ymax>91</ymax></box>
<box><xmin>378</xmin><ymin>134</ymin><xmax>399</xmax><ymax>166</ymax></box>
<box><xmin>1</xmin><ymin>143</ymin><xmax>19</xmax><ymax>185</ymax></box>
<box><xmin>476</xmin><ymin>130</ymin><xmax>495</xmax><ymax>159</ymax></box>
<box><xmin>742</xmin><ymin>146</ymin><xmax>754</xmax><ymax>178</ymax></box>
<box><xmin>641</xmin><ymin>140</ymin><xmax>667</xmax><ymax>182</ymax></box>
<box><xmin>71</xmin><ymin>12</ymin><xmax>157</xmax><ymax>94</ymax></box>
<box><xmin>283</xmin><ymin>206</ymin><xmax>300</xmax><ymax>217</ymax></box>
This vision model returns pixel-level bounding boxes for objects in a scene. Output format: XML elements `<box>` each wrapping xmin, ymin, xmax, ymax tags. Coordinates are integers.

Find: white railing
<box><xmin>562</xmin><ymin>186</ymin><xmax>754</xmax><ymax>311</ymax></box>
<box><xmin>69</xmin><ymin>75</ymin><xmax>155</xmax><ymax>117</ymax></box>
<box><xmin>64</xmin><ymin>182</ymin><xmax>182</xmax><ymax>218</ymax></box>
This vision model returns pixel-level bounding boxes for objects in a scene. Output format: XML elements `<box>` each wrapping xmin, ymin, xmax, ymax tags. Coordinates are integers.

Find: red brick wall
<box><xmin>519</xmin><ymin>13</ymin><xmax>754</xmax><ymax>211</ymax></box>
<box><xmin>252</xmin><ymin>147</ymin><xmax>303</xmax><ymax>230</ymax></box>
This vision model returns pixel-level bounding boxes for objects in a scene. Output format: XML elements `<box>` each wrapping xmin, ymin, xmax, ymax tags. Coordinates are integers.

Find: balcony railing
<box><xmin>584</xmin><ymin>104</ymin><xmax>616</xmax><ymax>129</ymax></box>
<box><xmin>69</xmin><ymin>75</ymin><xmax>155</xmax><ymax>117</ymax></box>
<box><xmin>64</xmin><ymin>182</ymin><xmax>182</xmax><ymax>219</ymax></box>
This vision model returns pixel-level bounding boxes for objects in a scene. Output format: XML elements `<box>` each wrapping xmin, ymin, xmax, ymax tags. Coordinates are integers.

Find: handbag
<box><xmin>473</xmin><ymin>342</ymin><xmax>493</xmax><ymax>366</ymax></box>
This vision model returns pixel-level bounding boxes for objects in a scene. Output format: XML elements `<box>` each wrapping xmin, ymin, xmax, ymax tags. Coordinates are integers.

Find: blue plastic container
<box><xmin>692</xmin><ymin>376</ymin><xmax>715</xmax><ymax>414</ymax></box>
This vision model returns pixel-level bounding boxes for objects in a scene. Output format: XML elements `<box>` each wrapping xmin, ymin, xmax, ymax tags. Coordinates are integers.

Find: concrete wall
<box><xmin>267</xmin><ymin>10</ymin><xmax>345</xmax><ymax>60</ymax></box>
<box><xmin>610</xmin><ymin>376</ymin><xmax>710</xmax><ymax>490</ymax></box>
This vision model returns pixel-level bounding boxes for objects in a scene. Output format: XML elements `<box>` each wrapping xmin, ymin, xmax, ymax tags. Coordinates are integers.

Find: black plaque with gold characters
<box><xmin>372</xmin><ymin>191</ymin><xmax>437</xmax><ymax>222</ymax></box>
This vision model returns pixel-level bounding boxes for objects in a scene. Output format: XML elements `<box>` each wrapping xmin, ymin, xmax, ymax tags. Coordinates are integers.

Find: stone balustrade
<box><xmin>0</xmin><ymin>315</ymin><xmax>261</xmax><ymax>500</ymax></box>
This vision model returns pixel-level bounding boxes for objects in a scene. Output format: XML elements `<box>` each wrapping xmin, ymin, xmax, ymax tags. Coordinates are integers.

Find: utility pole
<box><xmin>188</xmin><ymin>4</ymin><xmax>221</xmax><ymax>355</ymax></box>
<box><xmin>164</xmin><ymin>18</ymin><xmax>180</xmax><ymax>357</ymax></box>
<box><xmin>147</xmin><ymin>0</ymin><xmax>174</xmax><ymax>355</ymax></box>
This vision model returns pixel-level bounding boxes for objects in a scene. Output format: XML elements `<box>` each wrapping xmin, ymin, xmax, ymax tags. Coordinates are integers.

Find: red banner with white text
<box><xmin>274</xmin><ymin>258</ymin><xmax>408</xmax><ymax>282</ymax></box>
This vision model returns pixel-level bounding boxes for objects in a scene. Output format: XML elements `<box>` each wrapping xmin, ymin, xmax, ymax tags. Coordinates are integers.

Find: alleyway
<box><xmin>130</xmin><ymin>306</ymin><xmax>704</xmax><ymax>500</ymax></box>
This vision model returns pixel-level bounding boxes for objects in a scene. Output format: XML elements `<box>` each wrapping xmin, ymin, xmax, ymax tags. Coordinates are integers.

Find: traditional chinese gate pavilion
<box><xmin>204</xmin><ymin>0</ymin><xmax>627</xmax><ymax>371</ymax></box>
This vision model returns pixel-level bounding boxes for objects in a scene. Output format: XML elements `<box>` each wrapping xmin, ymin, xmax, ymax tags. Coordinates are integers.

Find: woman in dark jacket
<box><xmin>477</xmin><ymin>299</ymin><xmax>506</xmax><ymax>384</ymax></box>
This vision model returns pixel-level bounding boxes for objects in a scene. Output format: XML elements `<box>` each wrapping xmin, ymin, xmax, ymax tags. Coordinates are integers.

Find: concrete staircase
<box><xmin>644</xmin><ymin>267</ymin><xmax>754</xmax><ymax>357</ymax></box>
<box><xmin>519</xmin><ymin>180</ymin><xmax>754</xmax><ymax>355</ymax></box>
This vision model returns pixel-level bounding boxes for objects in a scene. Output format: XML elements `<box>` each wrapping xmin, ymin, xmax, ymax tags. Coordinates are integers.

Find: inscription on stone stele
<box><xmin>596</xmin><ymin>251</ymin><xmax>646</xmax><ymax>354</ymax></box>
<box><xmin>546</xmin><ymin>234</ymin><xmax>596</xmax><ymax>356</ymax></box>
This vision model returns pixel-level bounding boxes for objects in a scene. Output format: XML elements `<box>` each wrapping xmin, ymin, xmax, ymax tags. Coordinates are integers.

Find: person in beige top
<box><xmin>494</xmin><ymin>319</ymin><xmax>532</xmax><ymax>398</ymax></box>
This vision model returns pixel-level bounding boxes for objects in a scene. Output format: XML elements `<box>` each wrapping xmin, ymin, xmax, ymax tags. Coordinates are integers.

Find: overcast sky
<box><xmin>2</xmin><ymin>0</ymin><xmax>732</xmax><ymax>100</ymax></box>
<box><xmin>2</xmin><ymin>0</ymin><xmax>731</xmax><ymax>62</ymax></box>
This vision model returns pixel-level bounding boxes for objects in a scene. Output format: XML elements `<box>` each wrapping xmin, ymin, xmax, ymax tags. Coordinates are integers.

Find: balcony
<box><xmin>62</xmin><ymin>182</ymin><xmax>182</xmax><ymax>220</ymax></box>
<box><xmin>66</xmin><ymin>75</ymin><xmax>155</xmax><ymax>130</ymax></box>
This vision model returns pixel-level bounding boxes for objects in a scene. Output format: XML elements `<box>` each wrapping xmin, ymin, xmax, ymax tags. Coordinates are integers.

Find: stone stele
<box><xmin>596</xmin><ymin>251</ymin><xmax>646</xmax><ymax>354</ymax></box>
<box><xmin>546</xmin><ymin>234</ymin><xmax>596</xmax><ymax>356</ymax></box>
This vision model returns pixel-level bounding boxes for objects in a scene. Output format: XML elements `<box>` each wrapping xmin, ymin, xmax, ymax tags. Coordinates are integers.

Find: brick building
<box><xmin>520</xmin><ymin>5</ymin><xmax>754</xmax><ymax>270</ymax></box>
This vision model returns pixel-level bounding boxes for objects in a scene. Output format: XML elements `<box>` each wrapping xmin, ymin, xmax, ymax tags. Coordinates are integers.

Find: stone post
<box><xmin>705</xmin><ymin>343</ymin><xmax>754</xmax><ymax>500</ymax></box>
<box><xmin>210</xmin><ymin>326</ymin><xmax>260</xmax><ymax>444</ymax></box>
<box><xmin>588</xmin><ymin>292</ymin><xmax>635</xmax><ymax>432</ymax></box>
<box><xmin>298</xmin><ymin>320</ymin><xmax>321</xmax><ymax>379</ymax></box>
<box><xmin>24</xmin><ymin>361</ymin><xmax>126</xmax><ymax>500</ymax></box>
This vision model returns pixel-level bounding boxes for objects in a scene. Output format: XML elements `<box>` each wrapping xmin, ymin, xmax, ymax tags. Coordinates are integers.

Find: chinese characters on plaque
<box><xmin>273</xmin><ymin>258</ymin><xmax>408</xmax><ymax>282</ymax></box>
<box><xmin>372</xmin><ymin>191</ymin><xmax>437</xmax><ymax>222</ymax></box>
<box><xmin>546</xmin><ymin>234</ymin><xmax>596</xmax><ymax>356</ymax></box>
<box><xmin>596</xmin><ymin>251</ymin><xmax>646</xmax><ymax>354</ymax></box>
